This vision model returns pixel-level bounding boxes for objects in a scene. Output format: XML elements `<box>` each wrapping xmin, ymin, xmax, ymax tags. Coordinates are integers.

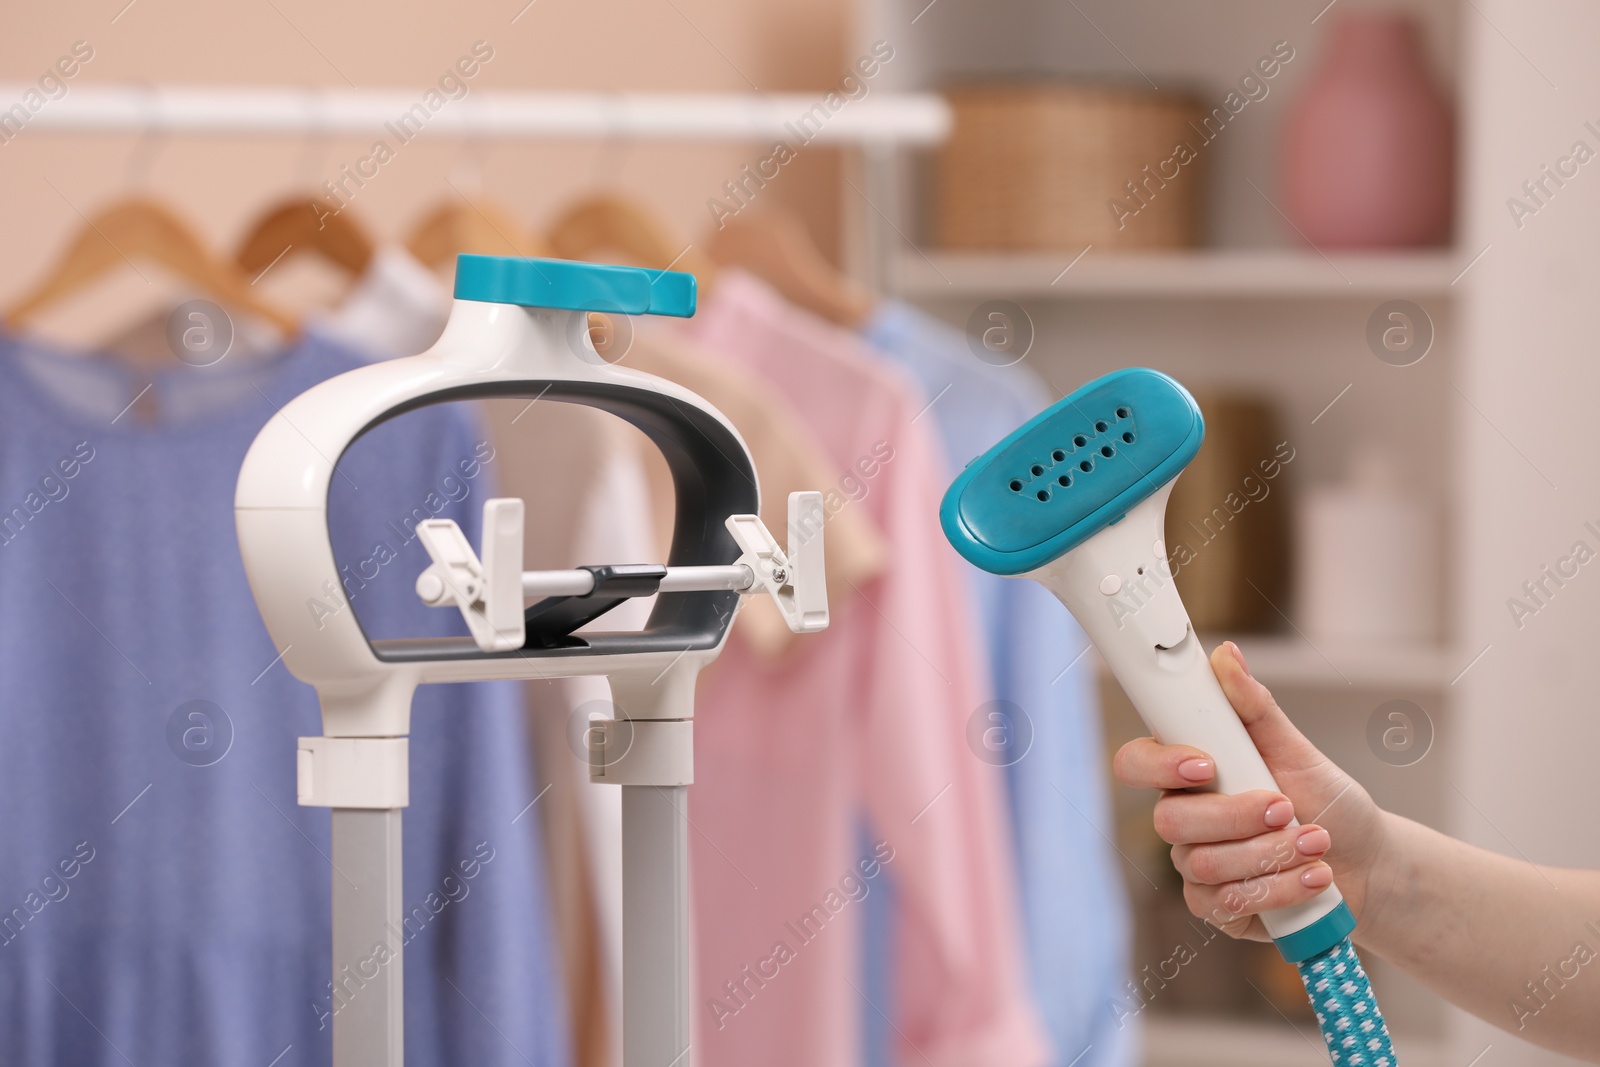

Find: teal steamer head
<box><xmin>942</xmin><ymin>368</ymin><xmax>1396</xmax><ymax>1066</ymax></box>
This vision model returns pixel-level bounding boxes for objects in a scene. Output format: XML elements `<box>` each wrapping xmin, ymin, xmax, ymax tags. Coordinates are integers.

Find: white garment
<box><xmin>309</xmin><ymin>244</ymin><xmax>450</xmax><ymax>360</ymax></box>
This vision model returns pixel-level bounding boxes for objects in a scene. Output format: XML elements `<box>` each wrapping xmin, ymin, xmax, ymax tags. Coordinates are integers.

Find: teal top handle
<box><xmin>452</xmin><ymin>254</ymin><xmax>698</xmax><ymax>317</ymax></box>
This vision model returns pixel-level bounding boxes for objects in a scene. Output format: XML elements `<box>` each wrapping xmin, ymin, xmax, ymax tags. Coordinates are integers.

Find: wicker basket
<box><xmin>936</xmin><ymin>84</ymin><xmax>1208</xmax><ymax>251</ymax></box>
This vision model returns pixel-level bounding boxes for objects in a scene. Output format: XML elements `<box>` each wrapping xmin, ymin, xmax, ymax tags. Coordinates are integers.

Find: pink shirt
<box><xmin>677</xmin><ymin>272</ymin><xmax>1051</xmax><ymax>1067</ymax></box>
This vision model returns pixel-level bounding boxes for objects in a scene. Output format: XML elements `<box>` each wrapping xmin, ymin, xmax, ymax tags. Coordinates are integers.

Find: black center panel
<box><xmin>336</xmin><ymin>379</ymin><xmax>759</xmax><ymax>663</ymax></box>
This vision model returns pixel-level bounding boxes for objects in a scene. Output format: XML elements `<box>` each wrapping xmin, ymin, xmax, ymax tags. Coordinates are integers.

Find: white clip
<box><xmin>414</xmin><ymin>498</ymin><xmax>526</xmax><ymax>651</ymax></box>
<box><xmin>725</xmin><ymin>491</ymin><xmax>829</xmax><ymax>634</ymax></box>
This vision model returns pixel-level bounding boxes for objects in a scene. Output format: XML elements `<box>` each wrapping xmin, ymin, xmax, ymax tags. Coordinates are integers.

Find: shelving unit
<box><xmin>1142</xmin><ymin>1017</ymin><xmax>1449</xmax><ymax>1067</ymax></box>
<box><xmin>842</xmin><ymin>0</ymin><xmax>1521</xmax><ymax>1064</ymax></box>
<box><xmin>1196</xmin><ymin>634</ymin><xmax>1456</xmax><ymax>690</ymax></box>
<box><xmin>1089</xmin><ymin>635</ymin><xmax>1456</xmax><ymax>692</ymax></box>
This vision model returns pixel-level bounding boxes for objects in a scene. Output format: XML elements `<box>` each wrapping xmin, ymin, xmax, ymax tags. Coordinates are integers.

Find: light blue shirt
<box><xmin>860</xmin><ymin>302</ymin><xmax>1136</xmax><ymax>1067</ymax></box>
<box><xmin>0</xmin><ymin>333</ymin><xmax>569</xmax><ymax>1067</ymax></box>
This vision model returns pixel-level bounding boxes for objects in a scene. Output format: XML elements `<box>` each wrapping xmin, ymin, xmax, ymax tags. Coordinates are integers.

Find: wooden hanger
<box><xmin>407</xmin><ymin>198</ymin><xmax>549</xmax><ymax>268</ymax></box>
<box><xmin>5</xmin><ymin>197</ymin><xmax>298</xmax><ymax>337</ymax></box>
<box><xmin>706</xmin><ymin>209</ymin><xmax>875</xmax><ymax>329</ymax></box>
<box><xmin>236</xmin><ymin>196</ymin><xmax>375</xmax><ymax>279</ymax></box>
<box><xmin>547</xmin><ymin>194</ymin><xmax>717</xmax><ymax>286</ymax></box>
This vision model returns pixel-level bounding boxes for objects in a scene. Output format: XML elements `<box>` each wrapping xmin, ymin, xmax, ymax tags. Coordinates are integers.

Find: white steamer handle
<box><xmin>1032</xmin><ymin>484</ymin><xmax>1345</xmax><ymax>942</ymax></box>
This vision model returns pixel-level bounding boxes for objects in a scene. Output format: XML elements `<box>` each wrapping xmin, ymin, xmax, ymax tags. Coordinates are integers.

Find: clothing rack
<box><xmin>0</xmin><ymin>86</ymin><xmax>949</xmax><ymax>144</ymax></box>
<box><xmin>3</xmin><ymin>83</ymin><xmax>940</xmax><ymax>325</ymax></box>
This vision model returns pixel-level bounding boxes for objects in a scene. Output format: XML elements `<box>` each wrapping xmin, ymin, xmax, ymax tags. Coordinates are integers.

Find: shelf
<box><xmin>1096</xmin><ymin>635</ymin><xmax>1457</xmax><ymax>690</ymax></box>
<box><xmin>1142</xmin><ymin>1016</ymin><xmax>1446</xmax><ymax>1067</ymax></box>
<box><xmin>891</xmin><ymin>249</ymin><xmax>1465</xmax><ymax>300</ymax></box>
<box><xmin>1221</xmin><ymin>634</ymin><xmax>1457</xmax><ymax>690</ymax></box>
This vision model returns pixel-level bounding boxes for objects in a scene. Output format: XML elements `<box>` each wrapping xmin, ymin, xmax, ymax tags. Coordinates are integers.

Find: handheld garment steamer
<box><xmin>941</xmin><ymin>368</ymin><xmax>1395</xmax><ymax>1066</ymax></box>
<box><xmin>235</xmin><ymin>254</ymin><xmax>829</xmax><ymax>1067</ymax></box>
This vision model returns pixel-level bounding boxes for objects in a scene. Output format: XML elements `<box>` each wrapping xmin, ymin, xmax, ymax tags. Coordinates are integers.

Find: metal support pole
<box><xmin>332</xmin><ymin>808</ymin><xmax>405</xmax><ymax>1067</ymax></box>
<box><xmin>621</xmin><ymin>784</ymin><xmax>693</xmax><ymax>1067</ymax></box>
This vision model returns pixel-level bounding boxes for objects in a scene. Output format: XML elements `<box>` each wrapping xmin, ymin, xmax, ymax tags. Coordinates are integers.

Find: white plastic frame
<box><xmin>235</xmin><ymin>298</ymin><xmax>754</xmax><ymax>738</ymax></box>
<box><xmin>235</xmin><ymin>292</ymin><xmax>782</xmax><ymax>1067</ymax></box>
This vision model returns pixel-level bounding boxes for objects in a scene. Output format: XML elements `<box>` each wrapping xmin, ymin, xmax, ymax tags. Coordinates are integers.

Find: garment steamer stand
<box><xmin>234</xmin><ymin>254</ymin><xmax>829</xmax><ymax>1067</ymax></box>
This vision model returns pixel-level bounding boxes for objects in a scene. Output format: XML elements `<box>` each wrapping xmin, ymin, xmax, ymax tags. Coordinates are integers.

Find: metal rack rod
<box><xmin>1</xmin><ymin>86</ymin><xmax>950</xmax><ymax>144</ymax></box>
<box><xmin>521</xmin><ymin>564</ymin><xmax>753</xmax><ymax>599</ymax></box>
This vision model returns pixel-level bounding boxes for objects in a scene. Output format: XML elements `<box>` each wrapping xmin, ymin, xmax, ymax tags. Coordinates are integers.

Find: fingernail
<box><xmin>1296</xmin><ymin>827</ymin><xmax>1331</xmax><ymax>855</ymax></box>
<box><xmin>1229</xmin><ymin>640</ymin><xmax>1250</xmax><ymax>675</ymax></box>
<box><xmin>1178</xmin><ymin>758</ymin><xmax>1215</xmax><ymax>782</ymax></box>
<box><xmin>1300</xmin><ymin>864</ymin><xmax>1333</xmax><ymax>889</ymax></box>
<box><xmin>1264</xmin><ymin>800</ymin><xmax>1295</xmax><ymax>828</ymax></box>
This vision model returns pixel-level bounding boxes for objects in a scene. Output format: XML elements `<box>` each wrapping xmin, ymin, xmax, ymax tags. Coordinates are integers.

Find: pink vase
<box><xmin>1281</xmin><ymin>13</ymin><xmax>1454</xmax><ymax>248</ymax></box>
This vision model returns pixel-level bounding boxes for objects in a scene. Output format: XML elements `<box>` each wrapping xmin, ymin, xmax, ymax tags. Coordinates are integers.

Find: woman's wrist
<box><xmin>1351</xmin><ymin>809</ymin><xmax>1418</xmax><ymax>957</ymax></box>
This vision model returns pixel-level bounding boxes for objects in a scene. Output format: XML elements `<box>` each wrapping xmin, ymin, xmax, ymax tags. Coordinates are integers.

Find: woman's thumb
<box><xmin>1210</xmin><ymin>641</ymin><xmax>1325</xmax><ymax>775</ymax></box>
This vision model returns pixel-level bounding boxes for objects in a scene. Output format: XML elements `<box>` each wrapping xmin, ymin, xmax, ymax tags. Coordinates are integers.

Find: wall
<box><xmin>1455</xmin><ymin>2</ymin><xmax>1600</xmax><ymax>1064</ymax></box>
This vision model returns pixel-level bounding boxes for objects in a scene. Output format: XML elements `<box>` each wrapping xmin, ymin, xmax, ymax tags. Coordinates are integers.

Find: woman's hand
<box><xmin>1112</xmin><ymin>640</ymin><xmax>1393</xmax><ymax>941</ymax></box>
<box><xmin>1117</xmin><ymin>641</ymin><xmax>1600</xmax><ymax>1061</ymax></box>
